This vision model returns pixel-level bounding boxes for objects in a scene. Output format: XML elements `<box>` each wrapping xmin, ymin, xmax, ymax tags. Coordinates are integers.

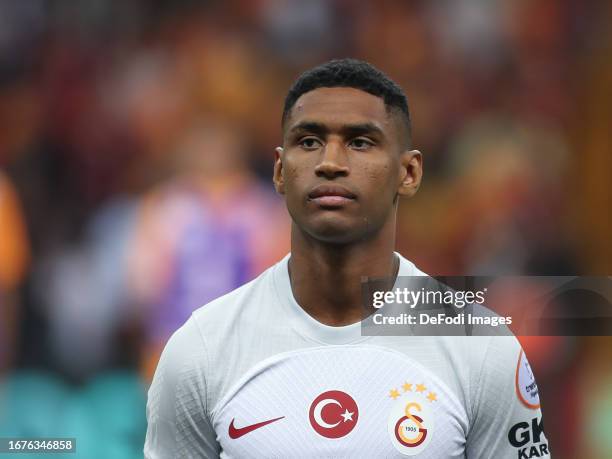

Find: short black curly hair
<box><xmin>282</xmin><ymin>58</ymin><xmax>411</xmax><ymax>144</ymax></box>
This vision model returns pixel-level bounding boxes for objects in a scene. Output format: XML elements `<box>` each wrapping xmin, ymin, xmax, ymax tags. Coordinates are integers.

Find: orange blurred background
<box><xmin>0</xmin><ymin>1</ymin><xmax>610</xmax><ymax>457</ymax></box>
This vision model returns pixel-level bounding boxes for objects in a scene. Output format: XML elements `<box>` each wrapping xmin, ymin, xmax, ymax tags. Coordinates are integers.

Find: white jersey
<box><xmin>145</xmin><ymin>254</ymin><xmax>550</xmax><ymax>458</ymax></box>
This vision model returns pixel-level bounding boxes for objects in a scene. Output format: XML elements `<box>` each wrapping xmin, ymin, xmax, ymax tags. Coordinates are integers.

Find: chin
<box><xmin>303</xmin><ymin>216</ymin><xmax>370</xmax><ymax>245</ymax></box>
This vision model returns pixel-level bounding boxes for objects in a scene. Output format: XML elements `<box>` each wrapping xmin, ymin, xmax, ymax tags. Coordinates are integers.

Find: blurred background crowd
<box><xmin>0</xmin><ymin>0</ymin><xmax>610</xmax><ymax>457</ymax></box>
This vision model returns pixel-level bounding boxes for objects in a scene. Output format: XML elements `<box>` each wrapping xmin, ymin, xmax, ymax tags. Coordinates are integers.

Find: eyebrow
<box><xmin>288</xmin><ymin>121</ymin><xmax>385</xmax><ymax>138</ymax></box>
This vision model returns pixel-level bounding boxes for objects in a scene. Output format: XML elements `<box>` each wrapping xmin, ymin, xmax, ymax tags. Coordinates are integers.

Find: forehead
<box><xmin>287</xmin><ymin>87</ymin><xmax>391</xmax><ymax>129</ymax></box>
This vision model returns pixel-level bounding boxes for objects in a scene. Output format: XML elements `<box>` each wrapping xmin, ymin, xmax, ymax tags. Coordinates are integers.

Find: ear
<box><xmin>397</xmin><ymin>150</ymin><xmax>422</xmax><ymax>198</ymax></box>
<box><xmin>273</xmin><ymin>147</ymin><xmax>285</xmax><ymax>194</ymax></box>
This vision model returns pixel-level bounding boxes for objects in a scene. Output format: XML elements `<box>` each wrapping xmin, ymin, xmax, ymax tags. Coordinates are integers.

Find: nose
<box><xmin>314</xmin><ymin>140</ymin><xmax>349</xmax><ymax>178</ymax></box>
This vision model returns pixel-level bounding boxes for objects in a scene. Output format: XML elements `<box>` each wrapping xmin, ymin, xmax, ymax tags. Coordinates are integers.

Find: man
<box><xmin>145</xmin><ymin>59</ymin><xmax>550</xmax><ymax>458</ymax></box>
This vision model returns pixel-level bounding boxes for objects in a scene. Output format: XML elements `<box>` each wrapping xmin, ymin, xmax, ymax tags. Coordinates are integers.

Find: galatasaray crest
<box><xmin>387</xmin><ymin>381</ymin><xmax>437</xmax><ymax>455</ymax></box>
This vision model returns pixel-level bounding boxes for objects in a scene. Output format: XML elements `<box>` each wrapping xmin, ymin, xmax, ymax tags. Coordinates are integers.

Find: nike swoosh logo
<box><xmin>228</xmin><ymin>416</ymin><xmax>285</xmax><ymax>439</ymax></box>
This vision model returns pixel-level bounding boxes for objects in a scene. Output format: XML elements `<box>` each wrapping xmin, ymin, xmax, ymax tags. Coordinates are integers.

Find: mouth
<box><xmin>307</xmin><ymin>184</ymin><xmax>356</xmax><ymax>208</ymax></box>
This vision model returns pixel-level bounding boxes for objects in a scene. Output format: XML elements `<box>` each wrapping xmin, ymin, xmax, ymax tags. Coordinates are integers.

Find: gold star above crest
<box><xmin>415</xmin><ymin>383</ymin><xmax>427</xmax><ymax>393</ymax></box>
<box><xmin>402</xmin><ymin>382</ymin><xmax>412</xmax><ymax>392</ymax></box>
<box><xmin>427</xmin><ymin>392</ymin><xmax>437</xmax><ymax>402</ymax></box>
<box><xmin>389</xmin><ymin>388</ymin><xmax>401</xmax><ymax>400</ymax></box>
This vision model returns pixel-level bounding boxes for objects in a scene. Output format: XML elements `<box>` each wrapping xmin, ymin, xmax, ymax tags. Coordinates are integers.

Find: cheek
<box><xmin>361</xmin><ymin>161</ymin><xmax>397</xmax><ymax>191</ymax></box>
<box><xmin>283</xmin><ymin>163</ymin><xmax>302</xmax><ymax>195</ymax></box>
<box><xmin>283</xmin><ymin>154</ymin><xmax>315</xmax><ymax>188</ymax></box>
<box><xmin>285</xmin><ymin>163</ymin><xmax>300</xmax><ymax>180</ymax></box>
<box><xmin>366</xmin><ymin>164</ymin><xmax>387</xmax><ymax>180</ymax></box>
<box><xmin>281</xmin><ymin>159</ymin><xmax>307</xmax><ymax>203</ymax></box>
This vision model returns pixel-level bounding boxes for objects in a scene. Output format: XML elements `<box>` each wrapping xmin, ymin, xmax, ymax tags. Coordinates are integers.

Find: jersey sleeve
<box><xmin>466</xmin><ymin>337</ymin><xmax>551</xmax><ymax>459</ymax></box>
<box><xmin>144</xmin><ymin>317</ymin><xmax>220</xmax><ymax>458</ymax></box>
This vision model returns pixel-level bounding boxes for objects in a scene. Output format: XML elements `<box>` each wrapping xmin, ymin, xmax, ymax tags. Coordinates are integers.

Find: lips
<box><xmin>308</xmin><ymin>185</ymin><xmax>356</xmax><ymax>207</ymax></box>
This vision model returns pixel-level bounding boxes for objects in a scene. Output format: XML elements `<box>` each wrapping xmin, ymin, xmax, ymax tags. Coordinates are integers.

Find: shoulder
<box><xmin>435</xmin><ymin>334</ymin><xmax>522</xmax><ymax>383</ymax></box>
<box><xmin>156</xmin><ymin>255</ymin><xmax>286</xmax><ymax>370</ymax></box>
<box><xmin>396</xmin><ymin>252</ymin><xmax>428</xmax><ymax>277</ymax></box>
<box><xmin>149</xmin><ymin>275</ymin><xmax>278</xmax><ymax>428</ymax></box>
<box><xmin>150</xmin><ymin>316</ymin><xmax>208</xmax><ymax>392</ymax></box>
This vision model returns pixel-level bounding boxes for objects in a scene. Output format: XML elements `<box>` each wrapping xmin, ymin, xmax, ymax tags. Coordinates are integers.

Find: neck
<box><xmin>288</xmin><ymin>218</ymin><xmax>398</xmax><ymax>326</ymax></box>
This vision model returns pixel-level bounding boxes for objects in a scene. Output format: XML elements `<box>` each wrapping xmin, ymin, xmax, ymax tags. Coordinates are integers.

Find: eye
<box><xmin>298</xmin><ymin>137</ymin><xmax>323</xmax><ymax>150</ymax></box>
<box><xmin>348</xmin><ymin>138</ymin><xmax>374</xmax><ymax>151</ymax></box>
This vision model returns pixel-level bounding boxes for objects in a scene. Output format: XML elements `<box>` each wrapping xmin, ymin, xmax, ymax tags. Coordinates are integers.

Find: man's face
<box><xmin>274</xmin><ymin>87</ymin><xmax>421</xmax><ymax>244</ymax></box>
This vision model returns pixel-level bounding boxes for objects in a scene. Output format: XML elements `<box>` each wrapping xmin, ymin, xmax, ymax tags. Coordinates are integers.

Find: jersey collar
<box><xmin>272</xmin><ymin>252</ymin><xmax>421</xmax><ymax>345</ymax></box>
